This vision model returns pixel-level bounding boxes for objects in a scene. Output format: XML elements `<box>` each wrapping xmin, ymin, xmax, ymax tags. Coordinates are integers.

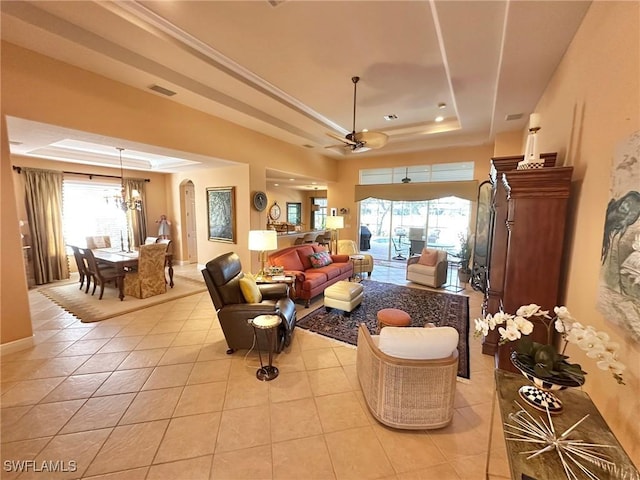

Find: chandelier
<box><xmin>115</xmin><ymin>147</ymin><xmax>142</xmax><ymax>211</ymax></box>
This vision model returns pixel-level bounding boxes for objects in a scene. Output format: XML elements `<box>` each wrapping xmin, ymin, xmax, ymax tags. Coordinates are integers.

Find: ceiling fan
<box><xmin>326</xmin><ymin>76</ymin><xmax>388</xmax><ymax>154</ymax></box>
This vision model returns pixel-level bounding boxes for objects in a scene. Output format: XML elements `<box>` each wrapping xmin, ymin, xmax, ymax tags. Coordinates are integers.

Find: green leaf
<box><xmin>533</xmin><ymin>344</ymin><xmax>556</xmax><ymax>367</ymax></box>
<box><xmin>517</xmin><ymin>337</ymin><xmax>534</xmax><ymax>355</ymax></box>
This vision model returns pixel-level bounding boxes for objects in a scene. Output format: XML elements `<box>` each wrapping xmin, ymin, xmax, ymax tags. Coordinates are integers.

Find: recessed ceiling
<box><xmin>1</xmin><ymin>0</ymin><xmax>591</xmax><ymax>167</ymax></box>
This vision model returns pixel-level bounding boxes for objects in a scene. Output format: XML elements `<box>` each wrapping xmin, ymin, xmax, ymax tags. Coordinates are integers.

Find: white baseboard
<box><xmin>0</xmin><ymin>335</ymin><xmax>34</xmax><ymax>356</ymax></box>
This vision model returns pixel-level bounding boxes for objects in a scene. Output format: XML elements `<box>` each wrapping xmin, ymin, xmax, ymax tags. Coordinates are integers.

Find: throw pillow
<box><xmin>418</xmin><ymin>248</ymin><xmax>438</xmax><ymax>266</ymax></box>
<box><xmin>309</xmin><ymin>251</ymin><xmax>333</xmax><ymax>268</ymax></box>
<box><xmin>378</xmin><ymin>326</ymin><xmax>459</xmax><ymax>360</ymax></box>
<box><xmin>239</xmin><ymin>274</ymin><xmax>262</xmax><ymax>303</ymax></box>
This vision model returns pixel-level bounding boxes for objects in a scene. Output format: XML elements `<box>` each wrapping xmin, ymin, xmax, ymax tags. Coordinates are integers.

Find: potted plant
<box><xmin>474</xmin><ymin>304</ymin><xmax>625</xmax><ymax>411</ymax></box>
<box><xmin>457</xmin><ymin>232</ymin><xmax>472</xmax><ymax>284</ymax></box>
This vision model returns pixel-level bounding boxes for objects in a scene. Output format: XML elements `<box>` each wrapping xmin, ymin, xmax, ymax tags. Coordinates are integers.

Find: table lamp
<box><xmin>248</xmin><ymin>230</ymin><xmax>278</xmax><ymax>277</ymax></box>
<box><xmin>518</xmin><ymin>113</ymin><xmax>543</xmax><ymax>169</ymax></box>
<box><xmin>325</xmin><ymin>215</ymin><xmax>344</xmax><ymax>254</ymax></box>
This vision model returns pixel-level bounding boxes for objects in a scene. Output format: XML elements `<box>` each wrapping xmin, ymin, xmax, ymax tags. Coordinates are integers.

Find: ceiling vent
<box><xmin>149</xmin><ymin>84</ymin><xmax>177</xmax><ymax>97</ymax></box>
<box><xmin>505</xmin><ymin>113</ymin><xmax>524</xmax><ymax>121</ymax></box>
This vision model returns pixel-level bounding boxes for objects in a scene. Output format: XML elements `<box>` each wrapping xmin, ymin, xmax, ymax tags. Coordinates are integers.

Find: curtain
<box><xmin>23</xmin><ymin>168</ymin><xmax>69</xmax><ymax>284</ymax></box>
<box><xmin>354</xmin><ymin>180</ymin><xmax>479</xmax><ymax>202</ymax></box>
<box><xmin>124</xmin><ymin>178</ymin><xmax>147</xmax><ymax>247</ymax></box>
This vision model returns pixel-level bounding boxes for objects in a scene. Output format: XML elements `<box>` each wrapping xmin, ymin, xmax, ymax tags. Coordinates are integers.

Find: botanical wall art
<box><xmin>207</xmin><ymin>186</ymin><xmax>236</xmax><ymax>243</ymax></box>
<box><xmin>597</xmin><ymin>130</ymin><xmax>640</xmax><ymax>341</ymax></box>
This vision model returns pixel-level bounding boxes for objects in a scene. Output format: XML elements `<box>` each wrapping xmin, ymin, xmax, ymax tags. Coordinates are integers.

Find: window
<box><xmin>358</xmin><ymin>162</ymin><xmax>474</xmax><ymax>263</ymax></box>
<box><xmin>62</xmin><ymin>179</ymin><xmax>128</xmax><ymax>250</ymax></box>
<box><xmin>359</xmin><ymin>162</ymin><xmax>474</xmax><ymax>184</ymax></box>
<box><xmin>286</xmin><ymin>202</ymin><xmax>302</xmax><ymax>225</ymax></box>
<box><xmin>312</xmin><ymin>198</ymin><xmax>327</xmax><ymax>229</ymax></box>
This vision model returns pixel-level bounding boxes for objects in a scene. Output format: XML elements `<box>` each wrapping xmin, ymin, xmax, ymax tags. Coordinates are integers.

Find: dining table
<box><xmin>92</xmin><ymin>248</ymin><xmax>174</xmax><ymax>301</ymax></box>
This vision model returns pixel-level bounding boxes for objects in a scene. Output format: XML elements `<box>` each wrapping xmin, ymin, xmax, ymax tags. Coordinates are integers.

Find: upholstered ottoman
<box><xmin>324</xmin><ymin>281</ymin><xmax>364</xmax><ymax>315</ymax></box>
<box><xmin>377</xmin><ymin>308</ymin><xmax>411</xmax><ymax>333</ymax></box>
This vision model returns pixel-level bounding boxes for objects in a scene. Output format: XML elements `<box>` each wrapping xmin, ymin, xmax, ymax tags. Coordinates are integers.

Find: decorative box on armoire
<box><xmin>482</xmin><ymin>153</ymin><xmax>573</xmax><ymax>372</ymax></box>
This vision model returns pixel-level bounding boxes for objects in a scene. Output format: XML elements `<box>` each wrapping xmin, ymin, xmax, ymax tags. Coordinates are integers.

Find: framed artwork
<box><xmin>207</xmin><ymin>186</ymin><xmax>236</xmax><ymax>243</ymax></box>
<box><xmin>597</xmin><ymin>131</ymin><xmax>640</xmax><ymax>342</ymax></box>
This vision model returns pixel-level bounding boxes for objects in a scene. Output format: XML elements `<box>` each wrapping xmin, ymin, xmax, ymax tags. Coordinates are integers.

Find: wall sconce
<box><xmin>518</xmin><ymin>113</ymin><xmax>544</xmax><ymax>170</ymax></box>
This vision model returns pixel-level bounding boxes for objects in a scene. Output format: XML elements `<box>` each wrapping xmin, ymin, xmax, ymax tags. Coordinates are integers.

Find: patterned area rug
<box><xmin>297</xmin><ymin>281</ymin><xmax>470</xmax><ymax>379</ymax></box>
<box><xmin>39</xmin><ymin>274</ymin><xmax>207</xmax><ymax>323</ymax></box>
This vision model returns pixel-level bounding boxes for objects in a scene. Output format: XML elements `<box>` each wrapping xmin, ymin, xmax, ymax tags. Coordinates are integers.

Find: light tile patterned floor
<box><xmin>1</xmin><ymin>263</ymin><xmax>509</xmax><ymax>479</ymax></box>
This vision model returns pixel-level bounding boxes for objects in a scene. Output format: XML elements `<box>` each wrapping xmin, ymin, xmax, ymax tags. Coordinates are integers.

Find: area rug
<box><xmin>39</xmin><ymin>274</ymin><xmax>207</xmax><ymax>323</ymax></box>
<box><xmin>297</xmin><ymin>281</ymin><xmax>470</xmax><ymax>379</ymax></box>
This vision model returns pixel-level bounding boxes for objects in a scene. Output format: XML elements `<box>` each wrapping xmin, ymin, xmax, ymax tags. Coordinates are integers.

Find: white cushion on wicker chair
<box><xmin>378</xmin><ymin>326</ymin><xmax>458</xmax><ymax>360</ymax></box>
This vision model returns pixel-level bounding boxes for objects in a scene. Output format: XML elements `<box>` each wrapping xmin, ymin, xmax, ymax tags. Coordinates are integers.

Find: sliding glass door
<box><xmin>359</xmin><ymin>196</ymin><xmax>470</xmax><ymax>265</ymax></box>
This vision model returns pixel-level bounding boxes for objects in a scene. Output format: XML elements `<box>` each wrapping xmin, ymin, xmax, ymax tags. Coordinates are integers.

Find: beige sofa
<box><xmin>406</xmin><ymin>249</ymin><xmax>448</xmax><ymax>288</ymax></box>
<box><xmin>337</xmin><ymin>239</ymin><xmax>374</xmax><ymax>278</ymax></box>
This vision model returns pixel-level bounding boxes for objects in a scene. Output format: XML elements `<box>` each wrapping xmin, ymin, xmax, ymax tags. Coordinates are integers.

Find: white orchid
<box><xmin>474</xmin><ymin>318</ymin><xmax>489</xmax><ymax>337</ymax></box>
<box><xmin>474</xmin><ymin>303</ymin><xmax>626</xmax><ymax>385</ymax></box>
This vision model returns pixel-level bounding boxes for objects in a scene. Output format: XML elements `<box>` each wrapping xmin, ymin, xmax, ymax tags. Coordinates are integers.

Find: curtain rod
<box><xmin>12</xmin><ymin>166</ymin><xmax>150</xmax><ymax>182</ymax></box>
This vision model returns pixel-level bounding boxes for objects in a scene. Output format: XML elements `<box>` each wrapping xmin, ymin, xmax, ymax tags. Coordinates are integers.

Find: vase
<box><xmin>510</xmin><ymin>351</ymin><xmax>583</xmax><ymax>414</ymax></box>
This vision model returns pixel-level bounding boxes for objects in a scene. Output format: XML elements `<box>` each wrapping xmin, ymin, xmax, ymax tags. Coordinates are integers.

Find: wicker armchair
<box><xmin>356</xmin><ymin>324</ymin><xmax>458</xmax><ymax>429</ymax></box>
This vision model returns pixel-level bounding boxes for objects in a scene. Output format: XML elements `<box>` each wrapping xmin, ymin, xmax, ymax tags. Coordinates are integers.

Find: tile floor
<box><xmin>1</xmin><ymin>263</ymin><xmax>509</xmax><ymax>480</ymax></box>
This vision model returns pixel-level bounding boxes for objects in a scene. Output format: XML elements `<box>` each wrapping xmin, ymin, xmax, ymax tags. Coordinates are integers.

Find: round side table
<box><xmin>349</xmin><ymin>254</ymin><xmax>365</xmax><ymax>282</ymax></box>
<box><xmin>251</xmin><ymin>314</ymin><xmax>282</xmax><ymax>381</ymax></box>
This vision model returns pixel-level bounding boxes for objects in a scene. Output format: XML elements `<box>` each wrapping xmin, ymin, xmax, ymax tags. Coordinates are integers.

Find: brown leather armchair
<box><xmin>202</xmin><ymin>252</ymin><xmax>296</xmax><ymax>354</ymax></box>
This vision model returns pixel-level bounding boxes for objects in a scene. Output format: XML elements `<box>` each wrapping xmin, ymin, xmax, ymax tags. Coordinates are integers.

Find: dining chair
<box><xmin>123</xmin><ymin>243</ymin><xmax>167</xmax><ymax>299</ymax></box>
<box><xmin>86</xmin><ymin>235</ymin><xmax>111</xmax><ymax>249</ymax></box>
<box><xmin>156</xmin><ymin>239</ymin><xmax>173</xmax><ymax>285</ymax></box>
<box><xmin>156</xmin><ymin>238</ymin><xmax>172</xmax><ymax>253</ymax></box>
<box><xmin>71</xmin><ymin>245</ymin><xmax>90</xmax><ymax>292</ymax></box>
<box><xmin>82</xmin><ymin>247</ymin><xmax>122</xmax><ymax>299</ymax></box>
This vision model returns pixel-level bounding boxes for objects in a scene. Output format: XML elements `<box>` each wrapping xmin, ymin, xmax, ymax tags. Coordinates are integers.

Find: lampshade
<box><xmin>248</xmin><ymin>230</ymin><xmax>278</xmax><ymax>251</ymax></box>
<box><xmin>528</xmin><ymin>113</ymin><xmax>541</xmax><ymax>130</ymax></box>
<box><xmin>325</xmin><ymin>216</ymin><xmax>344</xmax><ymax>229</ymax></box>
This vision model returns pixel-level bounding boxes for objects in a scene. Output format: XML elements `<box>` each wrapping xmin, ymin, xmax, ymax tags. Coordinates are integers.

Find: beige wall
<box><xmin>531</xmin><ymin>1</ymin><xmax>639</xmax><ymax>461</ymax></box>
<box><xmin>1</xmin><ymin>116</ymin><xmax>33</xmax><ymax>345</ymax></box>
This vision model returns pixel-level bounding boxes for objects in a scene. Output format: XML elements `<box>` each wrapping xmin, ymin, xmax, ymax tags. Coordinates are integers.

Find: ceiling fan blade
<box><xmin>324</xmin><ymin>144</ymin><xmax>349</xmax><ymax>149</ymax></box>
<box><xmin>354</xmin><ymin>131</ymin><xmax>389</xmax><ymax>149</ymax></box>
<box><xmin>326</xmin><ymin>131</ymin><xmax>356</xmax><ymax>145</ymax></box>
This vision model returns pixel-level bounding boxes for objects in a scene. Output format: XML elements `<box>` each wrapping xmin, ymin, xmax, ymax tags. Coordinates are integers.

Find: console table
<box><xmin>486</xmin><ymin>369</ymin><xmax>638</xmax><ymax>480</ymax></box>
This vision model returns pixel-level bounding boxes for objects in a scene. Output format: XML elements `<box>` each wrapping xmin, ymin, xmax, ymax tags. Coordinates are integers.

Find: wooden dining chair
<box><xmin>71</xmin><ymin>246</ymin><xmax>90</xmax><ymax>292</ymax></box>
<box><xmin>82</xmin><ymin>247</ymin><xmax>123</xmax><ymax>299</ymax></box>
<box><xmin>123</xmin><ymin>243</ymin><xmax>167</xmax><ymax>299</ymax></box>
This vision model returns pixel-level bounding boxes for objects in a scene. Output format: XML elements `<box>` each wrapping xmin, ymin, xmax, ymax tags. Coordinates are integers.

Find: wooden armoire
<box><xmin>482</xmin><ymin>153</ymin><xmax>574</xmax><ymax>371</ymax></box>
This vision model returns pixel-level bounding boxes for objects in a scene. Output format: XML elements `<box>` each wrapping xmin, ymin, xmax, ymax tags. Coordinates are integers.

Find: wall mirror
<box><xmin>471</xmin><ymin>180</ymin><xmax>493</xmax><ymax>292</ymax></box>
<box><xmin>286</xmin><ymin>202</ymin><xmax>302</xmax><ymax>225</ymax></box>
